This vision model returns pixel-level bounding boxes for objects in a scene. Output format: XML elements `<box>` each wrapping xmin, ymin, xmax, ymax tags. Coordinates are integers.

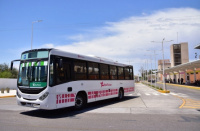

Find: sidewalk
<box><xmin>0</xmin><ymin>90</ymin><xmax>16</xmax><ymax>98</ymax></box>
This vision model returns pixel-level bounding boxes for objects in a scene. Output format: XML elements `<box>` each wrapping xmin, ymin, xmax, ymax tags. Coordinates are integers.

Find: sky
<box><xmin>0</xmin><ymin>0</ymin><xmax>200</xmax><ymax>75</ymax></box>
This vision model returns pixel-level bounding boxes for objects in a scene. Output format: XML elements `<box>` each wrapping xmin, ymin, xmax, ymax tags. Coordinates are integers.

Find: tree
<box><xmin>0</xmin><ymin>63</ymin><xmax>18</xmax><ymax>78</ymax></box>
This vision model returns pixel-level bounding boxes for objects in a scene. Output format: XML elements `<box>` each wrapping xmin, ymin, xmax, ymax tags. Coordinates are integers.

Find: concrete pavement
<box><xmin>0</xmin><ymin>83</ymin><xmax>199</xmax><ymax>114</ymax></box>
<box><xmin>1</xmin><ymin>83</ymin><xmax>200</xmax><ymax>131</ymax></box>
<box><xmin>156</xmin><ymin>82</ymin><xmax>200</xmax><ymax>109</ymax></box>
<box><xmin>86</xmin><ymin>83</ymin><xmax>199</xmax><ymax>114</ymax></box>
<box><xmin>0</xmin><ymin>90</ymin><xmax>16</xmax><ymax>98</ymax></box>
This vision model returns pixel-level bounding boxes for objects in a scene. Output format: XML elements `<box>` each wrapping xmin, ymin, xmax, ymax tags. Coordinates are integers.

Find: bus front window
<box><xmin>18</xmin><ymin>61</ymin><xmax>48</xmax><ymax>88</ymax></box>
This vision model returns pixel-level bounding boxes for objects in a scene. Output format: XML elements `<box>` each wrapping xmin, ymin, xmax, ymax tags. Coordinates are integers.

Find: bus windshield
<box><xmin>18</xmin><ymin>60</ymin><xmax>48</xmax><ymax>88</ymax></box>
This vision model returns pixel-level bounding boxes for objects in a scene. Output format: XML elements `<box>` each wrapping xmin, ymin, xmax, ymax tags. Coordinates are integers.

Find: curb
<box><xmin>0</xmin><ymin>95</ymin><xmax>16</xmax><ymax>98</ymax></box>
<box><xmin>141</xmin><ymin>82</ymin><xmax>171</xmax><ymax>93</ymax></box>
<box><xmin>157</xmin><ymin>82</ymin><xmax>200</xmax><ymax>90</ymax></box>
<box><xmin>157</xmin><ymin>90</ymin><xmax>170</xmax><ymax>93</ymax></box>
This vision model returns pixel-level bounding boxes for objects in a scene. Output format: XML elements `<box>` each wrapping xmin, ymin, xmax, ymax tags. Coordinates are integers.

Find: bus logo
<box><xmin>100</xmin><ymin>82</ymin><xmax>112</xmax><ymax>87</ymax></box>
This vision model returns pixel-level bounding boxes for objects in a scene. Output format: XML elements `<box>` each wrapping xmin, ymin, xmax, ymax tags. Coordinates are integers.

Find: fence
<box><xmin>0</xmin><ymin>78</ymin><xmax>17</xmax><ymax>89</ymax></box>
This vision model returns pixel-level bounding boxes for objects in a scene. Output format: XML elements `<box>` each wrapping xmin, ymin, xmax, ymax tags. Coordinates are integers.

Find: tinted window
<box><xmin>55</xmin><ymin>57</ymin><xmax>72</xmax><ymax>85</ymax></box>
<box><xmin>74</xmin><ymin>60</ymin><xmax>87</xmax><ymax>80</ymax></box>
<box><xmin>56</xmin><ymin>62</ymin><xmax>65</xmax><ymax>84</ymax></box>
<box><xmin>118</xmin><ymin>67</ymin><xmax>124</xmax><ymax>79</ymax></box>
<box><xmin>100</xmin><ymin>64</ymin><xmax>109</xmax><ymax>80</ymax></box>
<box><xmin>110</xmin><ymin>66</ymin><xmax>117</xmax><ymax>80</ymax></box>
<box><xmin>125</xmin><ymin>67</ymin><xmax>130</xmax><ymax>80</ymax></box>
<box><xmin>129</xmin><ymin>67</ymin><xmax>133</xmax><ymax>80</ymax></box>
<box><xmin>88</xmin><ymin>62</ymin><xmax>99</xmax><ymax>80</ymax></box>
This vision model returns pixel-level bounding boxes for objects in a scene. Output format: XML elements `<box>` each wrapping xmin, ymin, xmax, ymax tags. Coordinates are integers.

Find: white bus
<box><xmin>11</xmin><ymin>48</ymin><xmax>135</xmax><ymax>110</ymax></box>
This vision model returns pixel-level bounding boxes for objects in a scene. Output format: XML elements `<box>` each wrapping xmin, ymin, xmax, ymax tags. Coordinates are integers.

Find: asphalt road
<box><xmin>162</xmin><ymin>83</ymin><xmax>200</xmax><ymax>100</ymax></box>
<box><xmin>0</xmin><ymin>109</ymin><xmax>200</xmax><ymax>131</ymax></box>
<box><xmin>155</xmin><ymin>82</ymin><xmax>200</xmax><ymax>109</ymax></box>
<box><xmin>0</xmin><ymin>83</ymin><xmax>200</xmax><ymax>131</ymax></box>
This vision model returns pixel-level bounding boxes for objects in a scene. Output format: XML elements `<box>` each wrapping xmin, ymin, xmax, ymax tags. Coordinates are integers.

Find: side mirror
<box><xmin>10</xmin><ymin>59</ymin><xmax>21</xmax><ymax>70</ymax></box>
<box><xmin>10</xmin><ymin>61</ymin><xmax>13</xmax><ymax>70</ymax></box>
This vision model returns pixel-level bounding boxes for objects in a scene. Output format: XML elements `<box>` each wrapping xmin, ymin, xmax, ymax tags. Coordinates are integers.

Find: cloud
<box><xmin>41</xmin><ymin>43</ymin><xmax>54</xmax><ymax>48</ymax></box>
<box><xmin>41</xmin><ymin>8</ymin><xmax>200</xmax><ymax>74</ymax></box>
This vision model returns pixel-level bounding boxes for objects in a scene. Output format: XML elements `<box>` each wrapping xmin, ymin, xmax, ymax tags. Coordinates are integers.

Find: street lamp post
<box><xmin>161</xmin><ymin>38</ymin><xmax>166</xmax><ymax>90</ymax></box>
<box><xmin>31</xmin><ymin>20</ymin><xmax>43</xmax><ymax>49</ymax></box>
<box><xmin>151</xmin><ymin>38</ymin><xmax>173</xmax><ymax>91</ymax></box>
<box><xmin>150</xmin><ymin>55</ymin><xmax>152</xmax><ymax>87</ymax></box>
<box><xmin>146</xmin><ymin>59</ymin><xmax>148</xmax><ymax>82</ymax></box>
<box><xmin>147</xmin><ymin>50</ymin><xmax>160</xmax><ymax>88</ymax></box>
<box><xmin>145</xmin><ymin>55</ymin><xmax>153</xmax><ymax>86</ymax></box>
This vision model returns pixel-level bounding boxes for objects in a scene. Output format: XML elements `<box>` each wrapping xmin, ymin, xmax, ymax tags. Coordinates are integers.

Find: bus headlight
<box><xmin>17</xmin><ymin>90</ymin><xmax>21</xmax><ymax>98</ymax></box>
<box><xmin>39</xmin><ymin>92</ymin><xmax>49</xmax><ymax>101</ymax></box>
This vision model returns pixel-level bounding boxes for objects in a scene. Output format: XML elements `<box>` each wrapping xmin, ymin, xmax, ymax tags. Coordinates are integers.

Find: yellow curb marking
<box><xmin>173</xmin><ymin>95</ymin><xmax>200</xmax><ymax>109</ymax></box>
<box><xmin>157</xmin><ymin>82</ymin><xmax>200</xmax><ymax>90</ymax></box>
<box><xmin>158</xmin><ymin>90</ymin><xmax>170</xmax><ymax>93</ymax></box>
<box><xmin>0</xmin><ymin>95</ymin><xmax>16</xmax><ymax>98</ymax></box>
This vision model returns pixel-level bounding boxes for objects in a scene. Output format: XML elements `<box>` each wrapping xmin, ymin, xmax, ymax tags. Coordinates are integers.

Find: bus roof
<box><xmin>22</xmin><ymin>48</ymin><xmax>52</xmax><ymax>54</ymax></box>
<box><xmin>22</xmin><ymin>48</ymin><xmax>133</xmax><ymax>67</ymax></box>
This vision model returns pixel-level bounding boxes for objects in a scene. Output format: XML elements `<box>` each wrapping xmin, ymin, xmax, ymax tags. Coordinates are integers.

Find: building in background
<box><xmin>158</xmin><ymin>59</ymin><xmax>171</xmax><ymax>71</ymax></box>
<box><xmin>157</xmin><ymin>42</ymin><xmax>200</xmax><ymax>85</ymax></box>
<box><xmin>194</xmin><ymin>43</ymin><xmax>200</xmax><ymax>59</ymax></box>
<box><xmin>158</xmin><ymin>42</ymin><xmax>190</xmax><ymax>83</ymax></box>
<box><xmin>157</xmin><ymin>59</ymin><xmax>171</xmax><ymax>81</ymax></box>
<box><xmin>170</xmin><ymin>42</ymin><xmax>189</xmax><ymax>67</ymax></box>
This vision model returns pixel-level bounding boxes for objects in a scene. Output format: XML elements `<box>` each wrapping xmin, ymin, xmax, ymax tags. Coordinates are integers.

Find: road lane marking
<box><xmin>173</xmin><ymin>95</ymin><xmax>186</xmax><ymax>108</ymax></box>
<box><xmin>179</xmin><ymin>97</ymin><xmax>186</xmax><ymax>108</ymax></box>
<box><xmin>145</xmin><ymin>93</ymin><xmax>150</xmax><ymax>96</ymax></box>
<box><xmin>170</xmin><ymin>92</ymin><xmax>178</xmax><ymax>95</ymax></box>
<box><xmin>170</xmin><ymin>92</ymin><xmax>188</xmax><ymax>98</ymax></box>
<box><xmin>161</xmin><ymin>93</ymin><xmax>168</xmax><ymax>96</ymax></box>
<box><xmin>152</xmin><ymin>93</ymin><xmax>159</xmax><ymax>96</ymax></box>
<box><xmin>173</xmin><ymin>95</ymin><xmax>200</xmax><ymax>109</ymax></box>
<box><xmin>182</xmin><ymin>98</ymin><xmax>200</xmax><ymax>109</ymax></box>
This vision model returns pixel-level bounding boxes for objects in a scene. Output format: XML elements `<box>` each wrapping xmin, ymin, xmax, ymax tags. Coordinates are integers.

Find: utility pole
<box><xmin>151</xmin><ymin>39</ymin><xmax>173</xmax><ymax>91</ymax></box>
<box><xmin>147</xmin><ymin>50</ymin><xmax>160</xmax><ymax>88</ymax></box>
<box><xmin>31</xmin><ymin>20</ymin><xmax>43</xmax><ymax>49</ymax></box>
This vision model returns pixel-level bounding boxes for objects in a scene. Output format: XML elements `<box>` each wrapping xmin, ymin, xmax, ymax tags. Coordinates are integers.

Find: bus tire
<box><xmin>118</xmin><ymin>88</ymin><xmax>124</xmax><ymax>100</ymax></box>
<box><xmin>75</xmin><ymin>93</ymin><xmax>86</xmax><ymax>110</ymax></box>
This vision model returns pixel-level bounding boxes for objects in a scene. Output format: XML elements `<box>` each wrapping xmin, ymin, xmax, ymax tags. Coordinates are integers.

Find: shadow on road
<box><xmin>20</xmin><ymin>96</ymin><xmax>138</xmax><ymax>119</ymax></box>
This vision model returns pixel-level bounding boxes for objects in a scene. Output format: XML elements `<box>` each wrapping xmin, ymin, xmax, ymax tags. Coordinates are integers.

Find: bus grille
<box><xmin>18</xmin><ymin>87</ymin><xmax>46</xmax><ymax>94</ymax></box>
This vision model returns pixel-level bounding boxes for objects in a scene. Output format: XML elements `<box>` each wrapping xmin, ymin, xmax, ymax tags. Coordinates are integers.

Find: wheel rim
<box><xmin>75</xmin><ymin>96</ymin><xmax>83</xmax><ymax>108</ymax></box>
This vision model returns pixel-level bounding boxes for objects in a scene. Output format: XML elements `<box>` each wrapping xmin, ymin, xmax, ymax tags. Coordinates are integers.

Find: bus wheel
<box><xmin>118</xmin><ymin>88</ymin><xmax>124</xmax><ymax>100</ymax></box>
<box><xmin>75</xmin><ymin>94</ymin><xmax>86</xmax><ymax>110</ymax></box>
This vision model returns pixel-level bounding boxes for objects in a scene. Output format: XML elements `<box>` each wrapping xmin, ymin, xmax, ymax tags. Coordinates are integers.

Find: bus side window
<box><xmin>110</xmin><ymin>66</ymin><xmax>117</xmax><ymax>80</ymax></box>
<box><xmin>55</xmin><ymin>57</ymin><xmax>72</xmax><ymax>85</ymax></box>
<box><xmin>88</xmin><ymin>62</ymin><xmax>99</xmax><ymax>80</ymax></box>
<box><xmin>74</xmin><ymin>60</ymin><xmax>87</xmax><ymax>80</ymax></box>
<box><xmin>63</xmin><ymin>58</ymin><xmax>72</xmax><ymax>82</ymax></box>
<box><xmin>125</xmin><ymin>67</ymin><xmax>130</xmax><ymax>80</ymax></box>
<box><xmin>130</xmin><ymin>67</ymin><xmax>134</xmax><ymax>80</ymax></box>
<box><xmin>100</xmin><ymin>64</ymin><xmax>109</xmax><ymax>80</ymax></box>
<box><xmin>118</xmin><ymin>67</ymin><xmax>124</xmax><ymax>80</ymax></box>
<box><xmin>56</xmin><ymin>58</ymin><xmax>65</xmax><ymax>85</ymax></box>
